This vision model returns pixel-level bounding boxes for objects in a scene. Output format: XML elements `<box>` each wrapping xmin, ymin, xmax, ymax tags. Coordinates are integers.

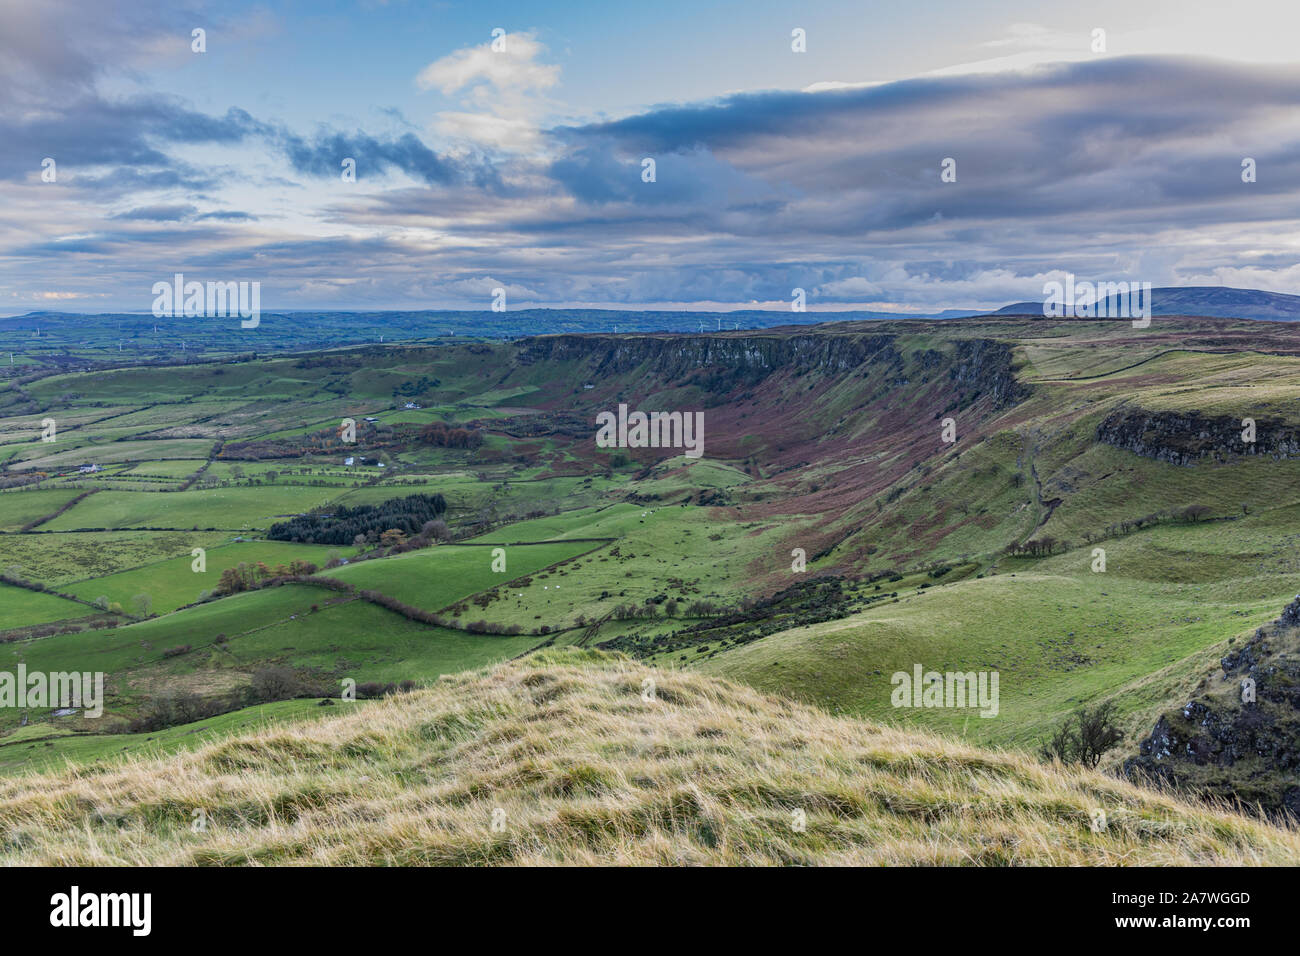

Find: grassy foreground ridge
<box><xmin>1</xmin><ymin>648</ymin><xmax>1296</xmax><ymax>866</ymax></box>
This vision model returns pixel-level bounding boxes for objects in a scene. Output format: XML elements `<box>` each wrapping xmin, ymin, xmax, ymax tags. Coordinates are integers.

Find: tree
<box><xmin>251</xmin><ymin>666</ymin><xmax>298</xmax><ymax>702</ymax></box>
<box><xmin>132</xmin><ymin>592</ymin><xmax>153</xmax><ymax>617</ymax></box>
<box><xmin>422</xmin><ymin>519</ymin><xmax>450</xmax><ymax>541</ymax></box>
<box><xmin>1182</xmin><ymin>504</ymin><xmax>1212</xmax><ymax>522</ymax></box>
<box><xmin>1040</xmin><ymin>701</ymin><xmax>1124</xmax><ymax>768</ymax></box>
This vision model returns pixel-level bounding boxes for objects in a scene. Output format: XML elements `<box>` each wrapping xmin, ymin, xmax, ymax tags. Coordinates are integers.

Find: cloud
<box><xmin>3</xmin><ymin>6</ymin><xmax>1300</xmax><ymax>315</ymax></box>
<box><xmin>195</xmin><ymin>210</ymin><xmax>259</xmax><ymax>222</ymax></box>
<box><xmin>111</xmin><ymin>204</ymin><xmax>198</xmax><ymax>222</ymax></box>
<box><xmin>277</xmin><ymin>128</ymin><xmax>492</xmax><ymax>187</ymax></box>
<box><xmin>416</xmin><ymin>32</ymin><xmax>559</xmax><ymax>96</ymax></box>
<box><xmin>417</xmin><ymin>31</ymin><xmax>560</xmax><ymax>152</ymax></box>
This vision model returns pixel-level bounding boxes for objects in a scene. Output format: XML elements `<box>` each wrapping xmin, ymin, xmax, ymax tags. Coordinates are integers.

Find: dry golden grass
<box><xmin>1</xmin><ymin>648</ymin><xmax>1296</xmax><ymax>865</ymax></box>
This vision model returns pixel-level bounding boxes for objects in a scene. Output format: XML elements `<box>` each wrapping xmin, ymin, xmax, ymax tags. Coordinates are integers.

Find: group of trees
<box><xmin>215</xmin><ymin>559</ymin><xmax>320</xmax><ymax>595</ymax></box>
<box><xmin>1005</xmin><ymin>536</ymin><xmax>1070</xmax><ymax>557</ymax></box>
<box><xmin>268</xmin><ymin>493</ymin><xmax>447</xmax><ymax>546</ymax></box>
<box><xmin>419</xmin><ymin>421</ymin><xmax>483</xmax><ymax>450</ymax></box>
<box><xmin>392</xmin><ymin>375</ymin><xmax>441</xmax><ymax>398</ymax></box>
<box><xmin>1010</xmin><ymin>504</ymin><xmax>1218</xmax><ymax>557</ymax></box>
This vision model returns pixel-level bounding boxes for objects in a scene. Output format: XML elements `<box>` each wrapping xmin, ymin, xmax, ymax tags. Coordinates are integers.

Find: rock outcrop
<box><xmin>1124</xmin><ymin>595</ymin><xmax>1300</xmax><ymax>819</ymax></box>
<box><xmin>1097</xmin><ymin>409</ymin><xmax>1300</xmax><ymax>465</ymax></box>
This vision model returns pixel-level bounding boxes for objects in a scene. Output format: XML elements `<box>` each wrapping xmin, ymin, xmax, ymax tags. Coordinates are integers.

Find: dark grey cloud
<box><xmin>277</xmin><ymin>129</ymin><xmax>498</xmax><ymax>188</ymax></box>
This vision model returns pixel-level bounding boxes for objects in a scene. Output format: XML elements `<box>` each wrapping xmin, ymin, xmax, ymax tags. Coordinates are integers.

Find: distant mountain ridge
<box><xmin>993</xmin><ymin>286</ymin><xmax>1300</xmax><ymax>321</ymax></box>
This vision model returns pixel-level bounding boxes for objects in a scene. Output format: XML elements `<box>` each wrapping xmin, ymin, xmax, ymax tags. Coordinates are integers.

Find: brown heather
<box><xmin>0</xmin><ymin>648</ymin><xmax>1297</xmax><ymax>866</ymax></box>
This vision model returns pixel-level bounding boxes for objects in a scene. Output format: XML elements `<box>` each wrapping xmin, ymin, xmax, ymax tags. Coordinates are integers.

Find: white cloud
<box><xmin>416</xmin><ymin>31</ymin><xmax>560</xmax><ymax>153</ymax></box>
<box><xmin>416</xmin><ymin>32</ymin><xmax>559</xmax><ymax>96</ymax></box>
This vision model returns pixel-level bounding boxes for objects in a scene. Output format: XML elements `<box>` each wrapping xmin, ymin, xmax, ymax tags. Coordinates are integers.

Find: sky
<box><xmin>2</xmin><ymin>0</ymin><xmax>1299</xmax><ymax>314</ymax></box>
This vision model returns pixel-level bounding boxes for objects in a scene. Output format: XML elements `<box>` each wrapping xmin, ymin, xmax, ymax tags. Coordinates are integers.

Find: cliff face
<box><xmin>1097</xmin><ymin>409</ymin><xmax>1300</xmax><ymax>465</ymax></box>
<box><xmin>1124</xmin><ymin>596</ymin><xmax>1300</xmax><ymax>819</ymax></box>
<box><xmin>516</xmin><ymin>332</ymin><xmax>1026</xmax><ymax>407</ymax></box>
<box><xmin>515</xmin><ymin>332</ymin><xmax>900</xmax><ymax>378</ymax></box>
<box><xmin>949</xmin><ymin>338</ymin><xmax>1028</xmax><ymax>409</ymax></box>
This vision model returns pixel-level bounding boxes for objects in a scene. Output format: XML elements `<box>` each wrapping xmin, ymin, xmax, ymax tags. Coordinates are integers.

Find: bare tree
<box><xmin>1040</xmin><ymin>701</ymin><xmax>1124</xmax><ymax>768</ymax></box>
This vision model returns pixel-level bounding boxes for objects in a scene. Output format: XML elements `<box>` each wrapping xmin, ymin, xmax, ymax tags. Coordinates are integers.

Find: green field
<box><xmin>0</xmin><ymin>581</ymin><xmax>93</xmax><ymax>630</ymax></box>
<box><xmin>323</xmin><ymin>541</ymin><xmax>602</xmax><ymax>613</ymax></box>
<box><xmin>41</xmin><ymin>486</ymin><xmax>341</xmax><ymax>530</ymax></box>
<box><xmin>0</xmin><ymin>488</ymin><xmax>85</xmax><ymax>530</ymax></box>
<box><xmin>66</xmin><ymin>539</ymin><xmax>351</xmax><ymax>614</ymax></box>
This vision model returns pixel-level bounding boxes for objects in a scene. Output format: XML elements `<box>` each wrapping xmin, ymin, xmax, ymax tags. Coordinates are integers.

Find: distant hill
<box><xmin>993</xmin><ymin>286</ymin><xmax>1300</xmax><ymax>321</ymax></box>
<box><xmin>0</xmin><ymin>307</ymin><xmax>973</xmax><ymax>359</ymax></box>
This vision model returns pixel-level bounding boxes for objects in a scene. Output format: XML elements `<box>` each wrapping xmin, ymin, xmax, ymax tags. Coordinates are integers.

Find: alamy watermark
<box><xmin>50</xmin><ymin>886</ymin><xmax>150</xmax><ymax>936</ymax></box>
<box><xmin>1042</xmin><ymin>274</ymin><xmax>1152</xmax><ymax>328</ymax></box>
<box><xmin>891</xmin><ymin>664</ymin><xmax>999</xmax><ymax>717</ymax></box>
<box><xmin>151</xmin><ymin>273</ymin><xmax>260</xmax><ymax>328</ymax></box>
<box><xmin>595</xmin><ymin>404</ymin><xmax>704</xmax><ymax>459</ymax></box>
<box><xmin>0</xmin><ymin>665</ymin><xmax>104</xmax><ymax>718</ymax></box>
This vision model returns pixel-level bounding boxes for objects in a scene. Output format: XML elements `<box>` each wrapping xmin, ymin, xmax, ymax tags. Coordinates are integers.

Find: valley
<box><xmin>1</xmin><ymin>313</ymin><xmax>1299</xmax><ymax>853</ymax></box>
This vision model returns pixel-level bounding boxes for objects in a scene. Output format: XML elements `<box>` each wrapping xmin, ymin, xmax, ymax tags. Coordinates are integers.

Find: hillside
<box><xmin>0</xmin><ymin>649</ymin><xmax>1296</xmax><ymax>866</ymax></box>
<box><xmin>4</xmin><ymin>316</ymin><xmax>1300</xmax><ymax>823</ymax></box>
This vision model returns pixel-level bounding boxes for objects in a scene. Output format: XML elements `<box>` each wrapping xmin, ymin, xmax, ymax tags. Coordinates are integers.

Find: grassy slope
<box><xmin>694</xmin><ymin>571</ymin><xmax>1275</xmax><ymax>748</ymax></box>
<box><xmin>0</xmin><ymin>649</ymin><xmax>1295</xmax><ymax>865</ymax></box>
<box><xmin>0</xmin><ymin>699</ymin><xmax>333</xmax><ymax>774</ymax></box>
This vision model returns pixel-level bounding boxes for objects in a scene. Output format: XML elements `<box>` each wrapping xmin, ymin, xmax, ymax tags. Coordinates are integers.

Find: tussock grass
<box><xmin>0</xmin><ymin>648</ymin><xmax>1297</xmax><ymax>866</ymax></box>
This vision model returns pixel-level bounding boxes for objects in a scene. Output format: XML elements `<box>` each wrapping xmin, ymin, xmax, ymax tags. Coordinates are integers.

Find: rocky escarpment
<box><xmin>1097</xmin><ymin>409</ymin><xmax>1300</xmax><ymax>465</ymax></box>
<box><xmin>515</xmin><ymin>332</ymin><xmax>901</xmax><ymax>379</ymax></box>
<box><xmin>1124</xmin><ymin>596</ymin><xmax>1300</xmax><ymax>819</ymax></box>
<box><xmin>517</xmin><ymin>332</ymin><xmax>1028</xmax><ymax>408</ymax></box>
<box><xmin>949</xmin><ymin>339</ymin><xmax>1029</xmax><ymax>409</ymax></box>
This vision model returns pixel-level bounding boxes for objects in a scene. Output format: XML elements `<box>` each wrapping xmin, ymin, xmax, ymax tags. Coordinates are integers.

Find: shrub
<box><xmin>1040</xmin><ymin>701</ymin><xmax>1124</xmax><ymax>768</ymax></box>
